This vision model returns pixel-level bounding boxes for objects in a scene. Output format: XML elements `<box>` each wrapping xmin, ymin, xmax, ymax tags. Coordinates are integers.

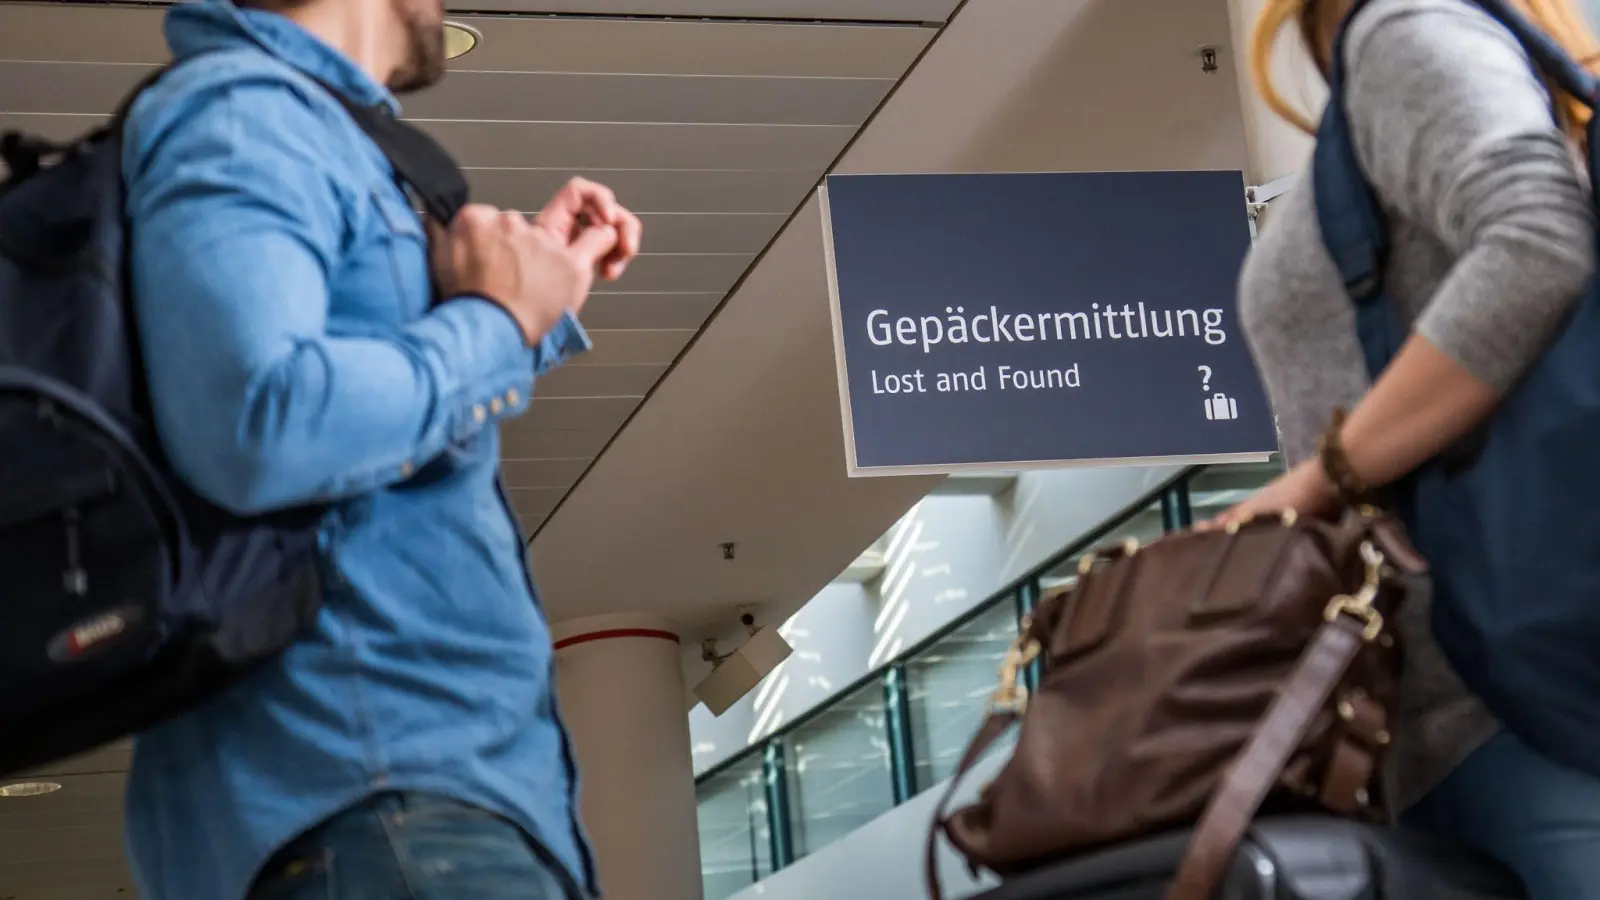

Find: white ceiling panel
<box><xmin>0</xmin><ymin>63</ymin><xmax>896</xmax><ymax>127</ymax></box>
<box><xmin>0</xmin><ymin>771</ymin><xmax>132</xmax><ymax>898</ymax></box>
<box><xmin>577</xmin><ymin>294</ymin><xmax>724</xmax><ymax>330</ymax></box>
<box><xmin>505</xmin><ymin>428</ymin><xmax>619</xmax><ymax>461</ymax></box>
<box><xmin>0</xmin><ymin>115</ymin><xmax>857</xmax><ymax>175</ymax></box>
<box><xmin>501</xmin><ymin>458</ymin><xmax>594</xmax><ymax>488</ymax></box>
<box><xmin>519</xmin><ymin>396</ymin><xmax>641</xmax><ymax>432</ymax></box>
<box><xmin>468</xmin><ymin>168</ymin><xmax>820</xmax><ymax>214</ymax></box>
<box><xmin>632</xmin><ymin>213</ymin><xmax>788</xmax><ymax>253</ymax></box>
<box><xmin>607</xmin><ymin>253</ymin><xmax>752</xmax><ymax>294</ymax></box>
<box><xmin>0</xmin><ymin>6</ymin><xmax>937</xmax><ymax>77</ymax></box>
<box><xmin>452</xmin><ymin>0</ymin><xmax>962</xmax><ymax>22</ymax></box>
<box><xmin>509</xmin><ymin>486</ymin><xmax>569</xmax><ymax>517</ymax></box>
<box><xmin>421</xmin><ymin>120</ymin><xmax>856</xmax><ymax>170</ymax></box>
<box><xmin>0</xmin><ymin>61</ymin><xmax>152</xmax><ymax>114</ymax></box>
<box><xmin>534</xmin><ymin>364</ymin><xmax>670</xmax><ymax>398</ymax></box>
<box><xmin>0</xmin><ymin>5</ymin><xmax>165</xmax><ymax>63</ymax></box>
<box><xmin>408</xmin><ymin>71</ymin><xmax>893</xmax><ymax>126</ymax></box>
<box><xmin>566</xmin><ymin>329</ymin><xmax>697</xmax><ymax>367</ymax></box>
<box><xmin>455</xmin><ymin>15</ymin><xmax>934</xmax><ymax>77</ymax></box>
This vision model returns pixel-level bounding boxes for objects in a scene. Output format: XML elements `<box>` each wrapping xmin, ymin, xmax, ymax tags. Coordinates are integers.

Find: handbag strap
<box><xmin>1163</xmin><ymin>612</ymin><xmax>1373</xmax><ymax>900</ymax></box>
<box><xmin>924</xmin><ymin>709</ymin><xmax>1020</xmax><ymax>900</ymax></box>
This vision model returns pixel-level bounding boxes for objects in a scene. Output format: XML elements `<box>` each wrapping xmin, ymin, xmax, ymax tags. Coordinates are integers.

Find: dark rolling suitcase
<box><xmin>968</xmin><ymin>817</ymin><xmax>1525</xmax><ymax>900</ymax></box>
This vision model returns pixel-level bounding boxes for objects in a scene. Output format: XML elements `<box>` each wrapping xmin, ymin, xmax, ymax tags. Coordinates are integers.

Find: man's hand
<box><xmin>535</xmin><ymin>177</ymin><xmax>643</xmax><ymax>281</ymax></box>
<box><xmin>430</xmin><ymin>202</ymin><xmax>620</xmax><ymax>346</ymax></box>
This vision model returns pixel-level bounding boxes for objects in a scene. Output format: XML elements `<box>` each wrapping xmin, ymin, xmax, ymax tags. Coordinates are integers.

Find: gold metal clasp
<box><xmin>988</xmin><ymin>628</ymin><xmax>1042</xmax><ymax>714</ymax></box>
<box><xmin>1323</xmin><ymin>541</ymin><xmax>1386</xmax><ymax>642</ymax></box>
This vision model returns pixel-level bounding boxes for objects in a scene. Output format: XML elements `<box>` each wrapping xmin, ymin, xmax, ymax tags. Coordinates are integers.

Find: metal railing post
<box><xmin>762</xmin><ymin>740</ymin><xmax>796</xmax><ymax>868</ymax></box>
<box><xmin>883</xmin><ymin>665</ymin><xmax>919</xmax><ymax>804</ymax></box>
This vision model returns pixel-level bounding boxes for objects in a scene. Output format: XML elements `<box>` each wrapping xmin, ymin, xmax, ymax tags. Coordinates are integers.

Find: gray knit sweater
<box><xmin>1238</xmin><ymin>0</ymin><xmax>1595</xmax><ymax>807</ymax></box>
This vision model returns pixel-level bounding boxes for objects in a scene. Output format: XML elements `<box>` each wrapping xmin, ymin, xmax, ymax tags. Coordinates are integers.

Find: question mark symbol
<box><xmin>1198</xmin><ymin>365</ymin><xmax>1212</xmax><ymax>392</ymax></box>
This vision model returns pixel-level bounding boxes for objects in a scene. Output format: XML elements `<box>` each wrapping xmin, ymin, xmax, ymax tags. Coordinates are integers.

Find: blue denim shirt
<box><xmin>120</xmin><ymin>4</ymin><xmax>597</xmax><ymax>898</ymax></box>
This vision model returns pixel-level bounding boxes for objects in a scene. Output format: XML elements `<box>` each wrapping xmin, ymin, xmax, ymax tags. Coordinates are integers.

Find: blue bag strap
<box><xmin>1312</xmin><ymin>0</ymin><xmax>1598</xmax><ymax>377</ymax></box>
<box><xmin>1313</xmin><ymin>0</ymin><xmax>1397</xmax><ymax>373</ymax></box>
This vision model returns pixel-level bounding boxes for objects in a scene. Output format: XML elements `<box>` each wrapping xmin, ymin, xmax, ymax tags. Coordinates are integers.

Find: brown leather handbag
<box><xmin>926</xmin><ymin>506</ymin><xmax>1427</xmax><ymax>900</ymax></box>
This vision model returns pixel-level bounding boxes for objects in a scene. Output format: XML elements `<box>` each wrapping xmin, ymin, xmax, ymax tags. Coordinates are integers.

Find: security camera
<box><xmin>692</xmin><ymin>616</ymin><xmax>793</xmax><ymax>717</ymax></box>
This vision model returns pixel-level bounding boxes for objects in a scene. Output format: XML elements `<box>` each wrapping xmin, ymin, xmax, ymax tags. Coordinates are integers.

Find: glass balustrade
<box><xmin>693</xmin><ymin>460</ymin><xmax>1283</xmax><ymax>898</ymax></box>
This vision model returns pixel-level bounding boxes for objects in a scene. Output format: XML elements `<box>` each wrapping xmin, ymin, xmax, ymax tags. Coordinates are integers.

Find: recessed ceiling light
<box><xmin>0</xmin><ymin>782</ymin><xmax>62</xmax><ymax>797</ymax></box>
<box><xmin>443</xmin><ymin>21</ymin><xmax>481</xmax><ymax>61</ymax></box>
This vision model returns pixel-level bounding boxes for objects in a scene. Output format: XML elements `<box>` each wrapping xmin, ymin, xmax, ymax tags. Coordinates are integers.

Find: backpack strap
<box><xmin>313</xmin><ymin>89</ymin><xmax>468</xmax><ymax>225</ymax></box>
<box><xmin>1314</xmin><ymin>0</ymin><xmax>1598</xmax><ymax>378</ymax></box>
<box><xmin>1313</xmin><ymin>0</ymin><xmax>1403</xmax><ymax>378</ymax></box>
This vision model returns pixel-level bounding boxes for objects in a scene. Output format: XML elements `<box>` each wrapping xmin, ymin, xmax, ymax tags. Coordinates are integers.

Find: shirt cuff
<box><xmin>533</xmin><ymin>309</ymin><xmax>592</xmax><ymax>376</ymax></box>
<box><xmin>419</xmin><ymin>299</ymin><xmax>591</xmax><ymax>446</ymax></box>
<box><xmin>417</xmin><ymin>295</ymin><xmax>537</xmax><ymax>443</ymax></box>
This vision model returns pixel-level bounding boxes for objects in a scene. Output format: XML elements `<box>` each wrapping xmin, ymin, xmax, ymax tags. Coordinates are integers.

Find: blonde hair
<box><xmin>1251</xmin><ymin>0</ymin><xmax>1600</xmax><ymax>138</ymax></box>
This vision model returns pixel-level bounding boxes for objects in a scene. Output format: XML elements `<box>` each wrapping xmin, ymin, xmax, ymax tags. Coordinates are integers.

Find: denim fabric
<box><xmin>119</xmin><ymin>3</ymin><xmax>596</xmax><ymax>898</ymax></box>
<box><xmin>1404</xmin><ymin>730</ymin><xmax>1600</xmax><ymax>900</ymax></box>
<box><xmin>248</xmin><ymin>794</ymin><xmax>581</xmax><ymax>900</ymax></box>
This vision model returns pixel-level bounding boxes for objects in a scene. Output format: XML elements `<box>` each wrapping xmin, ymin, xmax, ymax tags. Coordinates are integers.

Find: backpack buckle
<box><xmin>1</xmin><ymin>132</ymin><xmax>60</xmax><ymax>182</ymax></box>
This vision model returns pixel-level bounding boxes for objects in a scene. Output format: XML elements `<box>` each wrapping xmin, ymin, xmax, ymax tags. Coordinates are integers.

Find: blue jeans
<box><xmin>247</xmin><ymin>793</ymin><xmax>583</xmax><ymax>900</ymax></box>
<box><xmin>1404</xmin><ymin>731</ymin><xmax>1600</xmax><ymax>900</ymax></box>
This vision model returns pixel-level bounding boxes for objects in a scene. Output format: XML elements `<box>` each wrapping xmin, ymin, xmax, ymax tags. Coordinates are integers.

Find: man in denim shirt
<box><xmin>120</xmin><ymin>0</ymin><xmax>642</xmax><ymax>896</ymax></box>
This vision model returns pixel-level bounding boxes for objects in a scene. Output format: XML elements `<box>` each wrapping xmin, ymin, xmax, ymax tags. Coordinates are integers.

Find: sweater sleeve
<box><xmin>1344</xmin><ymin>0</ymin><xmax>1595</xmax><ymax>392</ymax></box>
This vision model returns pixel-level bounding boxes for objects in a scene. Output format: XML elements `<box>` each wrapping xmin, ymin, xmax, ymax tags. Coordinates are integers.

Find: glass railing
<box><xmin>693</xmin><ymin>459</ymin><xmax>1283</xmax><ymax>899</ymax></box>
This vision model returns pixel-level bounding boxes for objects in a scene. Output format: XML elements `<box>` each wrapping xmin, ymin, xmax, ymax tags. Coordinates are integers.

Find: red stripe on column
<box><xmin>553</xmin><ymin>628</ymin><xmax>681</xmax><ymax>651</ymax></box>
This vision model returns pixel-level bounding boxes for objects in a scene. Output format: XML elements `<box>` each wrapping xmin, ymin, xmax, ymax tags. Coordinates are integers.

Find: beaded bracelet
<box><xmin>1317</xmin><ymin>408</ymin><xmax>1371</xmax><ymax>506</ymax></box>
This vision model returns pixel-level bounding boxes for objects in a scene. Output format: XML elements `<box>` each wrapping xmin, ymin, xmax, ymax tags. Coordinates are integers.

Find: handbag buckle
<box><xmin>1323</xmin><ymin>541</ymin><xmax>1386</xmax><ymax>641</ymax></box>
<box><xmin>989</xmin><ymin>633</ymin><xmax>1042</xmax><ymax>713</ymax></box>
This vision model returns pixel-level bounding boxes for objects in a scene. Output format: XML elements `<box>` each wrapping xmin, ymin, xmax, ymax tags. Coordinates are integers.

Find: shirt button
<box><xmin>472</xmin><ymin>404</ymin><xmax>487</xmax><ymax>424</ymax></box>
<box><xmin>505</xmin><ymin>388</ymin><xmax>521</xmax><ymax>407</ymax></box>
<box><xmin>490</xmin><ymin>397</ymin><xmax>504</xmax><ymax>415</ymax></box>
<box><xmin>399</xmin><ymin>461</ymin><xmax>414</xmax><ymax>477</ymax></box>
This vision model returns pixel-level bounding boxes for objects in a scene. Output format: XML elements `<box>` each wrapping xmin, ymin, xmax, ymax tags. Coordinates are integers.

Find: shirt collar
<box><xmin>164</xmin><ymin>0</ymin><xmax>400</xmax><ymax>114</ymax></box>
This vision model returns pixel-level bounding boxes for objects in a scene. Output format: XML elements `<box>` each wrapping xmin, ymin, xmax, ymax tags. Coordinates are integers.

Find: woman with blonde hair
<box><xmin>1222</xmin><ymin>0</ymin><xmax>1600</xmax><ymax>896</ymax></box>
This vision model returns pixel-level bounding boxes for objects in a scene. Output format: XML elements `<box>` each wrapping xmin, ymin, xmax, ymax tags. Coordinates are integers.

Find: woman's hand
<box><xmin>1209</xmin><ymin>458</ymin><xmax>1341</xmax><ymax>529</ymax></box>
<box><xmin>1214</xmin><ymin>337</ymin><xmax>1501</xmax><ymax>531</ymax></box>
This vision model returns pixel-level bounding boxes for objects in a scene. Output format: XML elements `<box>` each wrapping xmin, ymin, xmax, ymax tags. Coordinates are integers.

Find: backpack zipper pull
<box><xmin>62</xmin><ymin>507</ymin><xmax>88</xmax><ymax>596</ymax></box>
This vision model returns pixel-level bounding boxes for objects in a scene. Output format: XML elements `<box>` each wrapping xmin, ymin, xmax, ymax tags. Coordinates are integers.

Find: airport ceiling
<box><xmin>0</xmin><ymin>2</ymin><xmax>954</xmax><ymax>895</ymax></box>
<box><xmin>0</xmin><ymin>0</ymin><xmax>1259</xmax><ymax>895</ymax></box>
<box><xmin>0</xmin><ymin>0</ymin><xmax>954</xmax><ymax>539</ymax></box>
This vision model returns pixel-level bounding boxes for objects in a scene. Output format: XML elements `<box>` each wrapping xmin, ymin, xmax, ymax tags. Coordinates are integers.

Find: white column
<box><xmin>553</xmin><ymin>614</ymin><xmax>704</xmax><ymax>900</ymax></box>
<box><xmin>1225</xmin><ymin>0</ymin><xmax>1322</xmax><ymax>189</ymax></box>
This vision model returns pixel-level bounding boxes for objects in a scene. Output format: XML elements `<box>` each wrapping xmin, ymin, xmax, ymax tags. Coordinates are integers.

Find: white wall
<box><xmin>689</xmin><ymin>463</ymin><xmax>1179</xmax><ymax>776</ymax></box>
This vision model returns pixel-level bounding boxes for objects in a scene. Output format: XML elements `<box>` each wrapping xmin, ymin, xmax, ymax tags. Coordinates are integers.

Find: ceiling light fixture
<box><xmin>0</xmin><ymin>781</ymin><xmax>62</xmax><ymax>797</ymax></box>
<box><xmin>443</xmin><ymin>21</ymin><xmax>481</xmax><ymax>61</ymax></box>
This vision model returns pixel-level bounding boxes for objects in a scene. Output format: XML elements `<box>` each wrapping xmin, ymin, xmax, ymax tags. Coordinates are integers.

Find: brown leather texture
<box><xmin>931</xmin><ymin>509</ymin><xmax>1426</xmax><ymax>898</ymax></box>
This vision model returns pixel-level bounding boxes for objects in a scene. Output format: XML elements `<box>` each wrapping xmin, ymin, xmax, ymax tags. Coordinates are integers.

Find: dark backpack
<box><xmin>0</xmin><ymin>60</ymin><xmax>467</xmax><ymax>775</ymax></box>
<box><xmin>1315</xmin><ymin>0</ymin><xmax>1600</xmax><ymax>776</ymax></box>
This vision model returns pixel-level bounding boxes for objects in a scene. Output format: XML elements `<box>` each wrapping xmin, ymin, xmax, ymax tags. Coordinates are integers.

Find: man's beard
<box><xmin>388</xmin><ymin>0</ymin><xmax>445</xmax><ymax>94</ymax></box>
